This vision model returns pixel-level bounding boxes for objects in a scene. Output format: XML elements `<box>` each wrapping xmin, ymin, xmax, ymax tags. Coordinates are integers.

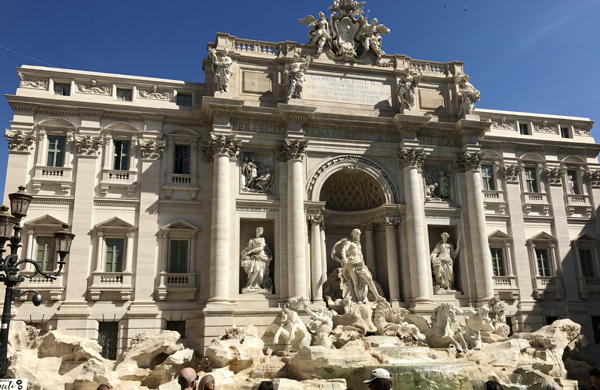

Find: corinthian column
<box><xmin>457</xmin><ymin>152</ymin><xmax>494</xmax><ymax>302</ymax></box>
<box><xmin>307</xmin><ymin>209</ymin><xmax>324</xmax><ymax>302</ymax></box>
<box><xmin>384</xmin><ymin>216</ymin><xmax>401</xmax><ymax>304</ymax></box>
<box><xmin>399</xmin><ymin>148</ymin><xmax>433</xmax><ymax>304</ymax></box>
<box><xmin>279</xmin><ymin>139</ymin><xmax>309</xmax><ymax>299</ymax></box>
<box><xmin>203</xmin><ymin>134</ymin><xmax>241</xmax><ymax>303</ymax></box>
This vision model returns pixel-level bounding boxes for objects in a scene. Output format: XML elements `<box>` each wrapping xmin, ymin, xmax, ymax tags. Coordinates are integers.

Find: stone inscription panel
<box><xmin>243</xmin><ymin>71</ymin><xmax>272</xmax><ymax>94</ymax></box>
<box><xmin>419</xmin><ymin>88</ymin><xmax>445</xmax><ymax>110</ymax></box>
<box><xmin>303</xmin><ymin>73</ymin><xmax>392</xmax><ymax>106</ymax></box>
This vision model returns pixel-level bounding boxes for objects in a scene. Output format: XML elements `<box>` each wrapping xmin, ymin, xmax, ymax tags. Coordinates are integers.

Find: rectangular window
<box><xmin>579</xmin><ymin>248</ymin><xmax>595</xmax><ymax>277</ymax></box>
<box><xmin>168</xmin><ymin>239</ymin><xmax>189</xmax><ymax>273</ymax></box>
<box><xmin>535</xmin><ymin>248</ymin><xmax>552</xmax><ymax>277</ymax></box>
<box><xmin>104</xmin><ymin>238</ymin><xmax>125</xmax><ymax>272</ymax></box>
<box><xmin>560</xmin><ymin>127</ymin><xmax>571</xmax><ymax>139</ymax></box>
<box><xmin>166</xmin><ymin>320</ymin><xmax>186</xmax><ymax>338</ymax></box>
<box><xmin>524</xmin><ymin>167</ymin><xmax>539</xmax><ymax>193</ymax></box>
<box><xmin>36</xmin><ymin>236</ymin><xmax>55</xmax><ymax>272</ymax></box>
<box><xmin>176</xmin><ymin>93</ymin><xmax>192</xmax><ymax>107</ymax></box>
<box><xmin>481</xmin><ymin>165</ymin><xmax>495</xmax><ymax>191</ymax></box>
<box><xmin>53</xmin><ymin>82</ymin><xmax>71</xmax><ymax>96</ymax></box>
<box><xmin>519</xmin><ymin>123</ymin><xmax>530</xmax><ymax>135</ymax></box>
<box><xmin>173</xmin><ymin>145</ymin><xmax>191</xmax><ymax>174</ymax></box>
<box><xmin>46</xmin><ymin>136</ymin><xmax>66</xmax><ymax>167</ymax></box>
<box><xmin>113</xmin><ymin>140</ymin><xmax>130</xmax><ymax>171</ymax></box>
<box><xmin>98</xmin><ymin>322</ymin><xmax>119</xmax><ymax>360</ymax></box>
<box><xmin>116</xmin><ymin>88</ymin><xmax>132</xmax><ymax>101</ymax></box>
<box><xmin>567</xmin><ymin>170</ymin><xmax>581</xmax><ymax>195</ymax></box>
<box><xmin>490</xmin><ymin>247</ymin><xmax>506</xmax><ymax>276</ymax></box>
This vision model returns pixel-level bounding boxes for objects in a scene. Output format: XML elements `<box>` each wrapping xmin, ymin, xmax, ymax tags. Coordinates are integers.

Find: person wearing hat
<box><xmin>363</xmin><ymin>368</ymin><xmax>393</xmax><ymax>390</ymax></box>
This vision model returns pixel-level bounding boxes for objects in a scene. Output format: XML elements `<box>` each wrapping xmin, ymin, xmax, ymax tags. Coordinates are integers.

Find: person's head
<box><xmin>177</xmin><ymin>367</ymin><xmax>198</xmax><ymax>390</ymax></box>
<box><xmin>198</xmin><ymin>374</ymin><xmax>215</xmax><ymax>390</ymax></box>
<box><xmin>484</xmin><ymin>380</ymin><xmax>503</xmax><ymax>390</ymax></box>
<box><xmin>363</xmin><ymin>368</ymin><xmax>392</xmax><ymax>390</ymax></box>
<box><xmin>590</xmin><ymin>368</ymin><xmax>600</xmax><ymax>386</ymax></box>
<box><xmin>256</xmin><ymin>227</ymin><xmax>264</xmax><ymax>237</ymax></box>
<box><xmin>96</xmin><ymin>386</ymin><xmax>112</xmax><ymax>390</ymax></box>
<box><xmin>441</xmin><ymin>232</ymin><xmax>450</xmax><ymax>242</ymax></box>
<box><xmin>318</xmin><ymin>11</ymin><xmax>326</xmax><ymax>19</ymax></box>
<box><xmin>351</xmin><ymin>228</ymin><xmax>361</xmax><ymax>242</ymax></box>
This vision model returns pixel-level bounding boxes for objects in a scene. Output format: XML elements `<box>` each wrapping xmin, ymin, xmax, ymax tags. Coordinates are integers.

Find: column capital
<box><xmin>544</xmin><ymin>166</ymin><xmax>565</xmax><ymax>186</ymax></box>
<box><xmin>359</xmin><ymin>222</ymin><xmax>376</xmax><ymax>232</ymax></box>
<box><xmin>398</xmin><ymin>148</ymin><xmax>425</xmax><ymax>169</ymax></box>
<box><xmin>307</xmin><ymin>212</ymin><xmax>324</xmax><ymax>225</ymax></box>
<box><xmin>502</xmin><ymin>164</ymin><xmax>522</xmax><ymax>183</ymax></box>
<box><xmin>138</xmin><ymin>139</ymin><xmax>166</xmax><ymax>161</ymax></box>
<box><xmin>74</xmin><ymin>135</ymin><xmax>103</xmax><ymax>157</ymax></box>
<box><xmin>456</xmin><ymin>151</ymin><xmax>482</xmax><ymax>172</ymax></box>
<box><xmin>202</xmin><ymin>133</ymin><xmax>241</xmax><ymax>162</ymax></box>
<box><xmin>278</xmin><ymin>139</ymin><xmax>308</xmax><ymax>162</ymax></box>
<box><xmin>5</xmin><ymin>129</ymin><xmax>35</xmax><ymax>153</ymax></box>
<box><xmin>383</xmin><ymin>216</ymin><xmax>402</xmax><ymax>227</ymax></box>
<box><xmin>584</xmin><ymin>170</ymin><xmax>600</xmax><ymax>188</ymax></box>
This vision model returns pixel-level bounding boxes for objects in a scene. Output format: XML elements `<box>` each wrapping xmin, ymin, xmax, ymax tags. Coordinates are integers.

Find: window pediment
<box><xmin>162</xmin><ymin>220</ymin><xmax>198</xmax><ymax>231</ymax></box>
<box><xmin>25</xmin><ymin>214</ymin><xmax>67</xmax><ymax>228</ymax></box>
<box><xmin>488</xmin><ymin>230</ymin><xmax>511</xmax><ymax>240</ymax></box>
<box><xmin>528</xmin><ymin>231</ymin><xmax>556</xmax><ymax>243</ymax></box>
<box><xmin>94</xmin><ymin>217</ymin><xmax>136</xmax><ymax>232</ymax></box>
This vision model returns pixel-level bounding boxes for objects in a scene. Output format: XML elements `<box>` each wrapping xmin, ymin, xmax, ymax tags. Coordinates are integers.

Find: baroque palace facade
<box><xmin>3</xmin><ymin>1</ymin><xmax>600</xmax><ymax>359</ymax></box>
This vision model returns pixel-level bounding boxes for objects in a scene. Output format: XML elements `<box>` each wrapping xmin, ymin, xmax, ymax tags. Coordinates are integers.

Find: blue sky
<box><xmin>1</xmin><ymin>0</ymin><xmax>599</xmax><ymax>200</ymax></box>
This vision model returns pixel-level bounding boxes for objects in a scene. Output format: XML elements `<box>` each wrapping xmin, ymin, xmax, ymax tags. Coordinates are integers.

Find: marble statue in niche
<box><xmin>457</xmin><ymin>73</ymin><xmax>480</xmax><ymax>117</ymax></box>
<box><xmin>208</xmin><ymin>48</ymin><xmax>233</xmax><ymax>93</ymax></box>
<box><xmin>241</xmin><ymin>156</ymin><xmax>273</xmax><ymax>194</ymax></box>
<box><xmin>424</xmin><ymin>167</ymin><xmax>451</xmax><ymax>201</ymax></box>
<box><xmin>397</xmin><ymin>71</ymin><xmax>420</xmax><ymax>111</ymax></box>
<box><xmin>431</xmin><ymin>232</ymin><xmax>460</xmax><ymax>294</ymax></box>
<box><xmin>331</xmin><ymin>228</ymin><xmax>382</xmax><ymax>303</ymax></box>
<box><xmin>284</xmin><ymin>55</ymin><xmax>311</xmax><ymax>100</ymax></box>
<box><xmin>240</xmin><ymin>227</ymin><xmax>273</xmax><ymax>294</ymax></box>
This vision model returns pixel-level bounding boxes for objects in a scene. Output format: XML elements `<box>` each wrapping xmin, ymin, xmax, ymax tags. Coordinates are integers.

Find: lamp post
<box><xmin>0</xmin><ymin>186</ymin><xmax>74</xmax><ymax>378</ymax></box>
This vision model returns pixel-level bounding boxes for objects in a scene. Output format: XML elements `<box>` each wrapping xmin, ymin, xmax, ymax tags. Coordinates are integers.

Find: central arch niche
<box><xmin>320</xmin><ymin>169</ymin><xmax>386</xmax><ymax>211</ymax></box>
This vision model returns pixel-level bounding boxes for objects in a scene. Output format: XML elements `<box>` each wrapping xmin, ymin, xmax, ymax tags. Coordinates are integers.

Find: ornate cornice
<box><xmin>398</xmin><ymin>148</ymin><xmax>425</xmax><ymax>169</ymax></box>
<box><xmin>544</xmin><ymin>167</ymin><xmax>565</xmax><ymax>186</ymax></box>
<box><xmin>201</xmin><ymin>134</ymin><xmax>241</xmax><ymax>162</ymax></box>
<box><xmin>502</xmin><ymin>164</ymin><xmax>522</xmax><ymax>183</ymax></box>
<box><xmin>456</xmin><ymin>152</ymin><xmax>482</xmax><ymax>172</ymax></box>
<box><xmin>5</xmin><ymin>129</ymin><xmax>34</xmax><ymax>152</ymax></box>
<box><xmin>139</xmin><ymin>139</ymin><xmax>166</xmax><ymax>161</ymax></box>
<box><xmin>75</xmin><ymin>135</ymin><xmax>102</xmax><ymax>156</ymax></box>
<box><xmin>278</xmin><ymin>139</ymin><xmax>308</xmax><ymax>162</ymax></box>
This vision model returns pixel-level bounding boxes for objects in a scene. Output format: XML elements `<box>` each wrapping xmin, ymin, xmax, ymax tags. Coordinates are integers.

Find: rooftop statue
<box><xmin>299</xmin><ymin>0</ymin><xmax>390</xmax><ymax>64</ymax></box>
<box><xmin>283</xmin><ymin>55</ymin><xmax>311</xmax><ymax>100</ymax></box>
<box><xmin>457</xmin><ymin>73</ymin><xmax>480</xmax><ymax>117</ymax></box>
<box><xmin>208</xmin><ymin>48</ymin><xmax>233</xmax><ymax>93</ymax></box>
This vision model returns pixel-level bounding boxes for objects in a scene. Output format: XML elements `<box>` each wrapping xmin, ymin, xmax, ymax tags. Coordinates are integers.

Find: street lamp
<box><xmin>0</xmin><ymin>186</ymin><xmax>74</xmax><ymax>378</ymax></box>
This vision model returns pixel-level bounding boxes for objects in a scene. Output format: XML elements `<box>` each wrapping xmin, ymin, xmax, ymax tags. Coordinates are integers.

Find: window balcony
<box><xmin>533</xmin><ymin>276</ymin><xmax>562</xmax><ymax>300</ymax></box>
<box><xmin>162</xmin><ymin>174</ymin><xmax>200</xmax><ymax>200</ymax></box>
<box><xmin>493</xmin><ymin>276</ymin><xmax>519</xmax><ymax>300</ymax></box>
<box><xmin>156</xmin><ymin>272</ymin><xmax>197</xmax><ymax>301</ymax></box>
<box><xmin>89</xmin><ymin>271</ymin><xmax>133</xmax><ymax>301</ymax></box>
<box><xmin>483</xmin><ymin>190</ymin><xmax>507</xmax><ymax>214</ymax></box>
<box><xmin>566</xmin><ymin>194</ymin><xmax>593</xmax><ymax>218</ymax></box>
<box><xmin>31</xmin><ymin>165</ymin><xmax>73</xmax><ymax>193</ymax></box>
<box><xmin>578</xmin><ymin>276</ymin><xmax>600</xmax><ymax>299</ymax></box>
<box><xmin>522</xmin><ymin>192</ymin><xmax>550</xmax><ymax>216</ymax></box>
<box><xmin>19</xmin><ymin>273</ymin><xmax>65</xmax><ymax>301</ymax></box>
<box><xmin>168</xmin><ymin>173</ymin><xmax>193</xmax><ymax>186</ymax></box>
<box><xmin>99</xmin><ymin>169</ymin><xmax>138</xmax><ymax>196</ymax></box>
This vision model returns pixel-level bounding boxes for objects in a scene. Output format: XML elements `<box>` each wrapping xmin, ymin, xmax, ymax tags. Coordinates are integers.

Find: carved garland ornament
<box><xmin>202</xmin><ymin>134</ymin><xmax>241</xmax><ymax>162</ymax></box>
<box><xmin>278</xmin><ymin>139</ymin><xmax>308</xmax><ymax>162</ymax></box>
<box><xmin>398</xmin><ymin>149</ymin><xmax>425</xmax><ymax>169</ymax></box>
<box><xmin>5</xmin><ymin>129</ymin><xmax>35</xmax><ymax>152</ymax></box>
<box><xmin>502</xmin><ymin>164</ymin><xmax>522</xmax><ymax>183</ymax></box>
<box><xmin>306</xmin><ymin>154</ymin><xmax>398</xmax><ymax>202</ymax></box>
<box><xmin>76</xmin><ymin>79</ymin><xmax>111</xmax><ymax>95</ymax></box>
<box><xmin>456</xmin><ymin>152</ymin><xmax>482</xmax><ymax>172</ymax></box>
<box><xmin>75</xmin><ymin>135</ymin><xmax>103</xmax><ymax>156</ymax></box>
<box><xmin>17</xmin><ymin>71</ymin><xmax>48</xmax><ymax>90</ymax></box>
<box><xmin>544</xmin><ymin>167</ymin><xmax>565</xmax><ymax>186</ymax></box>
<box><xmin>139</xmin><ymin>139</ymin><xmax>166</xmax><ymax>160</ymax></box>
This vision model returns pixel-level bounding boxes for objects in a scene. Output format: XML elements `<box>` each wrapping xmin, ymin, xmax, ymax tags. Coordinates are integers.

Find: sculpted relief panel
<box><xmin>303</xmin><ymin>73</ymin><xmax>392</xmax><ymax>106</ymax></box>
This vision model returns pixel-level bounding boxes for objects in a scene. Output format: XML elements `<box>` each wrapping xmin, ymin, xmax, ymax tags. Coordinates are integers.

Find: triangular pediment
<box><xmin>162</xmin><ymin>220</ymin><xmax>198</xmax><ymax>231</ymax></box>
<box><xmin>94</xmin><ymin>217</ymin><xmax>135</xmax><ymax>231</ymax></box>
<box><xmin>25</xmin><ymin>214</ymin><xmax>67</xmax><ymax>227</ymax></box>
<box><xmin>530</xmin><ymin>231</ymin><xmax>556</xmax><ymax>241</ymax></box>
<box><xmin>488</xmin><ymin>230</ymin><xmax>511</xmax><ymax>240</ymax></box>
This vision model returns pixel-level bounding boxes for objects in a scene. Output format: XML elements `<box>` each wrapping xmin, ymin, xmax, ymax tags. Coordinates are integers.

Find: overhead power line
<box><xmin>0</xmin><ymin>43</ymin><xmax>57</xmax><ymax>67</ymax></box>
